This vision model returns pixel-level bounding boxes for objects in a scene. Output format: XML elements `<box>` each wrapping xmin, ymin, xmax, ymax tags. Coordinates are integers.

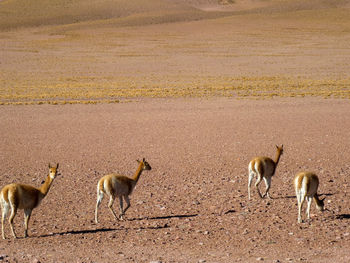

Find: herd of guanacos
<box><xmin>0</xmin><ymin>145</ymin><xmax>326</xmax><ymax>239</ymax></box>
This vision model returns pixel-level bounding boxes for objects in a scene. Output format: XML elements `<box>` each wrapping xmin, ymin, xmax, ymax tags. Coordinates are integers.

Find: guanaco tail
<box><xmin>1</xmin><ymin>163</ymin><xmax>60</xmax><ymax>239</ymax></box>
<box><xmin>95</xmin><ymin>158</ymin><xmax>151</xmax><ymax>223</ymax></box>
<box><xmin>294</xmin><ymin>172</ymin><xmax>325</xmax><ymax>223</ymax></box>
<box><xmin>248</xmin><ymin>145</ymin><xmax>284</xmax><ymax>200</ymax></box>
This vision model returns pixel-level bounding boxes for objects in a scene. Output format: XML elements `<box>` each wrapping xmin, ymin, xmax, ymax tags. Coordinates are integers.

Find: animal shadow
<box><xmin>36</xmin><ymin>213</ymin><xmax>197</xmax><ymax>238</ymax></box>
<box><xmin>38</xmin><ymin>223</ymin><xmax>169</xmax><ymax>238</ymax></box>
<box><xmin>336</xmin><ymin>214</ymin><xmax>350</xmax><ymax>220</ymax></box>
<box><xmin>129</xmin><ymin>213</ymin><xmax>199</xmax><ymax>221</ymax></box>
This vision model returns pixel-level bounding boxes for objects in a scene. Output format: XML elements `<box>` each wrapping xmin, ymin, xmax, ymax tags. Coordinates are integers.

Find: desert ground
<box><xmin>0</xmin><ymin>98</ymin><xmax>350</xmax><ymax>263</ymax></box>
<box><xmin>0</xmin><ymin>0</ymin><xmax>350</xmax><ymax>262</ymax></box>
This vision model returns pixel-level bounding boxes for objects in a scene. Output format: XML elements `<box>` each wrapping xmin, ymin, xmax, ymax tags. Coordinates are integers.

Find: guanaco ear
<box><xmin>48</xmin><ymin>163</ymin><xmax>52</xmax><ymax>168</ymax></box>
<box><xmin>142</xmin><ymin>158</ymin><xmax>145</xmax><ymax>162</ymax></box>
<box><xmin>56</xmin><ymin>163</ymin><xmax>59</xmax><ymax>169</ymax></box>
<box><xmin>136</xmin><ymin>159</ymin><xmax>140</xmax><ymax>163</ymax></box>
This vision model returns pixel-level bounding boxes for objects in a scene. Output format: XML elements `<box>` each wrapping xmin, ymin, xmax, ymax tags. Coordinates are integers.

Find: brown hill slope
<box><xmin>0</xmin><ymin>0</ymin><xmax>199</xmax><ymax>30</ymax></box>
<box><xmin>1</xmin><ymin>0</ymin><xmax>349</xmax><ymax>30</ymax></box>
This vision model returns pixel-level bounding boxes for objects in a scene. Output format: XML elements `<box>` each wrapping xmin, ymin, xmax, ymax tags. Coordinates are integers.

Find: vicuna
<box><xmin>294</xmin><ymin>171</ymin><xmax>325</xmax><ymax>223</ymax></box>
<box><xmin>248</xmin><ymin>145</ymin><xmax>284</xmax><ymax>200</ymax></box>
<box><xmin>95</xmin><ymin>158</ymin><xmax>151</xmax><ymax>223</ymax></box>
<box><xmin>1</xmin><ymin>163</ymin><xmax>60</xmax><ymax>239</ymax></box>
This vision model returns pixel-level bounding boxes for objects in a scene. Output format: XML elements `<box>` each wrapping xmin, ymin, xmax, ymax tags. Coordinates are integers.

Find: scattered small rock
<box><xmin>256</xmin><ymin>257</ymin><xmax>264</xmax><ymax>261</ymax></box>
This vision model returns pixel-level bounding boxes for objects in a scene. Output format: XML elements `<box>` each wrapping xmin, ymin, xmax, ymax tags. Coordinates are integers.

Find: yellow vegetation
<box><xmin>1</xmin><ymin>76</ymin><xmax>349</xmax><ymax>105</ymax></box>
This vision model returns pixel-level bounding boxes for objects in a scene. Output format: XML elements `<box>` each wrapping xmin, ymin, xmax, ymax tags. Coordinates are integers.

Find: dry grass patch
<box><xmin>1</xmin><ymin>76</ymin><xmax>349</xmax><ymax>105</ymax></box>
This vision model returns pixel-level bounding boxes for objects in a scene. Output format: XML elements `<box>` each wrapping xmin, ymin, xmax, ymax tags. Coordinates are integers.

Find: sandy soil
<box><xmin>0</xmin><ymin>98</ymin><xmax>349</xmax><ymax>263</ymax></box>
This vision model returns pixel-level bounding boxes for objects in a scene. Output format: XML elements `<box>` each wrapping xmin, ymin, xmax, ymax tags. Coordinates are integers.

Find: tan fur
<box><xmin>248</xmin><ymin>145</ymin><xmax>283</xmax><ymax>200</ymax></box>
<box><xmin>1</xmin><ymin>163</ymin><xmax>60</xmax><ymax>239</ymax></box>
<box><xmin>294</xmin><ymin>172</ymin><xmax>325</xmax><ymax>223</ymax></box>
<box><xmin>95</xmin><ymin>158</ymin><xmax>151</xmax><ymax>223</ymax></box>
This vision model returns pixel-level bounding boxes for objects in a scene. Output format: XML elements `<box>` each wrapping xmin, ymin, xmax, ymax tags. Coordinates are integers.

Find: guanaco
<box><xmin>95</xmin><ymin>158</ymin><xmax>151</xmax><ymax>223</ymax></box>
<box><xmin>1</xmin><ymin>163</ymin><xmax>60</xmax><ymax>239</ymax></box>
<box><xmin>248</xmin><ymin>145</ymin><xmax>284</xmax><ymax>200</ymax></box>
<box><xmin>294</xmin><ymin>172</ymin><xmax>325</xmax><ymax>223</ymax></box>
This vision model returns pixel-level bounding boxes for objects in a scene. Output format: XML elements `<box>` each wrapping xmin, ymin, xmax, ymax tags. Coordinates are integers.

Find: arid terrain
<box><xmin>1</xmin><ymin>0</ymin><xmax>350</xmax><ymax>103</ymax></box>
<box><xmin>0</xmin><ymin>98</ymin><xmax>350</xmax><ymax>263</ymax></box>
<box><xmin>0</xmin><ymin>0</ymin><xmax>350</xmax><ymax>262</ymax></box>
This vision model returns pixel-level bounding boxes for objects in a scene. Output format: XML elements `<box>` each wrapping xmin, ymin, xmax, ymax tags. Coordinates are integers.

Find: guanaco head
<box><xmin>316</xmin><ymin>196</ymin><xmax>326</xmax><ymax>212</ymax></box>
<box><xmin>137</xmin><ymin>158</ymin><xmax>152</xmax><ymax>171</ymax></box>
<box><xmin>48</xmin><ymin>163</ymin><xmax>60</xmax><ymax>179</ymax></box>
<box><xmin>276</xmin><ymin>144</ymin><xmax>284</xmax><ymax>155</ymax></box>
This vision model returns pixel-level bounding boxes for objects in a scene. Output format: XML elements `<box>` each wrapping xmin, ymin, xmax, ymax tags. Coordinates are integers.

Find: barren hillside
<box><xmin>1</xmin><ymin>0</ymin><xmax>350</xmax><ymax>30</ymax></box>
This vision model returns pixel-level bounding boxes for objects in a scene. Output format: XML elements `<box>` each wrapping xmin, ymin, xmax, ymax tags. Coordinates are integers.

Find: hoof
<box><xmin>119</xmin><ymin>214</ymin><xmax>126</xmax><ymax>220</ymax></box>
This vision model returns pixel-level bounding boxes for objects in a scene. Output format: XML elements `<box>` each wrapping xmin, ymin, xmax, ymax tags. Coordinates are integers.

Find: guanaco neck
<box><xmin>313</xmin><ymin>194</ymin><xmax>323</xmax><ymax>207</ymax></box>
<box><xmin>274</xmin><ymin>150</ymin><xmax>282</xmax><ymax>166</ymax></box>
<box><xmin>38</xmin><ymin>174</ymin><xmax>55</xmax><ymax>196</ymax></box>
<box><xmin>131</xmin><ymin>163</ymin><xmax>144</xmax><ymax>183</ymax></box>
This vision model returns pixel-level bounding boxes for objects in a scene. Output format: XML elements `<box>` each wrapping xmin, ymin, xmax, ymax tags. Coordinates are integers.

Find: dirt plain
<box><xmin>0</xmin><ymin>98</ymin><xmax>350</xmax><ymax>263</ymax></box>
<box><xmin>1</xmin><ymin>0</ymin><xmax>350</xmax><ymax>262</ymax></box>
